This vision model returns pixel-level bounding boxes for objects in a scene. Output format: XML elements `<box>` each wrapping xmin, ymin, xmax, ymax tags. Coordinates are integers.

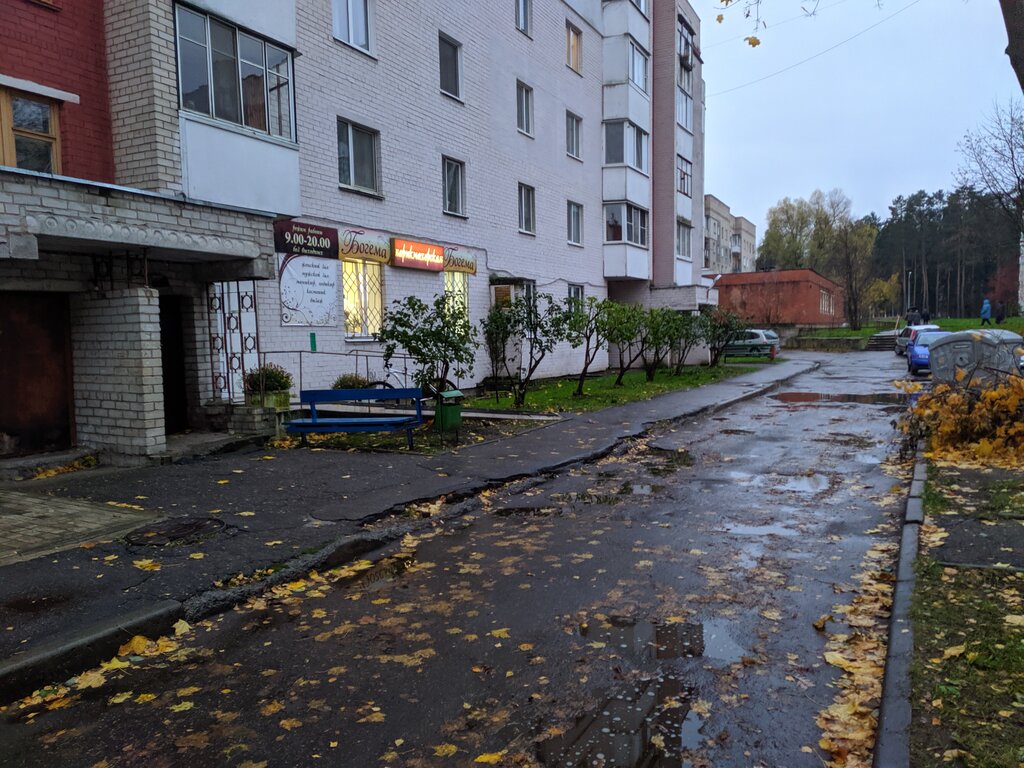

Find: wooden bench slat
<box><xmin>284</xmin><ymin>387</ymin><xmax>427</xmax><ymax>449</ymax></box>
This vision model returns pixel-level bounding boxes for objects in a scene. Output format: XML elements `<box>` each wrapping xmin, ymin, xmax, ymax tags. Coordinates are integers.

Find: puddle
<box><xmin>351</xmin><ymin>553</ymin><xmax>415</xmax><ymax>590</ymax></box>
<box><xmin>770</xmin><ymin>392</ymin><xmax>907</xmax><ymax>405</ymax></box>
<box><xmin>701</xmin><ymin>619</ymin><xmax>745</xmax><ymax>663</ymax></box>
<box><xmin>723</xmin><ymin>522</ymin><xmax>797</xmax><ymax>537</ymax></box>
<box><xmin>720</xmin><ymin>428</ymin><xmax>754</xmax><ymax>435</ymax></box>
<box><xmin>746</xmin><ymin>473</ymin><xmax>829</xmax><ymax>494</ymax></box>
<box><xmin>537</xmin><ymin>673</ymin><xmax>696</xmax><ymax>767</ymax></box>
<box><xmin>125</xmin><ymin>517</ymin><xmax>225</xmax><ymax>546</ymax></box>
<box><xmin>579</xmin><ymin>616</ymin><xmax>743</xmax><ymax>665</ymax></box>
<box><xmin>495</xmin><ymin>505</ymin><xmax>558</xmax><ymax>517</ymax></box>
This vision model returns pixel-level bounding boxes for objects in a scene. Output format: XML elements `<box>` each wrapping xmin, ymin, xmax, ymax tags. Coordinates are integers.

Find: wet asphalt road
<box><xmin>0</xmin><ymin>353</ymin><xmax>910</xmax><ymax>767</ymax></box>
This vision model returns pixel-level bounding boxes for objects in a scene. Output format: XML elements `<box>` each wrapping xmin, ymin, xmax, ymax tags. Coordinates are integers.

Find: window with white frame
<box><xmin>518</xmin><ymin>183</ymin><xmax>535</xmax><ymax>233</ymax></box>
<box><xmin>337</xmin><ymin>118</ymin><xmax>379</xmax><ymax>193</ymax></box>
<box><xmin>565</xmin><ymin>111</ymin><xmax>581</xmax><ymax>159</ymax></box>
<box><xmin>332</xmin><ymin>0</ymin><xmax>371</xmax><ymax>52</ymax></box>
<box><xmin>604</xmin><ymin>203</ymin><xmax>648</xmax><ymax>247</ymax></box>
<box><xmin>629</xmin><ymin>41</ymin><xmax>648</xmax><ymax>93</ymax></box>
<box><xmin>566</xmin><ymin>22</ymin><xmax>582</xmax><ymax>73</ymax></box>
<box><xmin>439</xmin><ymin>33</ymin><xmax>462</xmax><ymax>99</ymax></box>
<box><xmin>676</xmin><ymin>155</ymin><xmax>692</xmax><ymax>196</ymax></box>
<box><xmin>442</xmin><ymin>156</ymin><xmax>465</xmax><ymax>215</ymax></box>
<box><xmin>567</xmin><ymin>283</ymin><xmax>584</xmax><ymax>303</ymax></box>
<box><xmin>445</xmin><ymin>270</ymin><xmax>469</xmax><ymax>313</ymax></box>
<box><xmin>630</xmin><ymin>0</ymin><xmax>648</xmax><ymax>14</ymax></box>
<box><xmin>342</xmin><ymin>258</ymin><xmax>383</xmax><ymax>337</ymax></box>
<box><xmin>567</xmin><ymin>201</ymin><xmax>583</xmax><ymax>245</ymax></box>
<box><xmin>676</xmin><ymin>220</ymin><xmax>692</xmax><ymax>260</ymax></box>
<box><xmin>603</xmin><ymin>120</ymin><xmax>647</xmax><ymax>173</ymax></box>
<box><xmin>516</xmin><ymin>81</ymin><xmax>533</xmax><ymax>135</ymax></box>
<box><xmin>515</xmin><ymin>0</ymin><xmax>531</xmax><ymax>35</ymax></box>
<box><xmin>175</xmin><ymin>5</ymin><xmax>294</xmax><ymax>140</ymax></box>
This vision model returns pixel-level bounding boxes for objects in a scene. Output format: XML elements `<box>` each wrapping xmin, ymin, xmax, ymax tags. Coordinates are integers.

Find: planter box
<box><xmin>245</xmin><ymin>390</ymin><xmax>291</xmax><ymax>410</ymax></box>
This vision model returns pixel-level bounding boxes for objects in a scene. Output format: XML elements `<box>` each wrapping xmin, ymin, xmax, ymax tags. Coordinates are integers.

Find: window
<box><xmin>445</xmin><ymin>271</ymin><xmax>469</xmax><ymax>313</ymax></box>
<box><xmin>566</xmin><ymin>22</ymin><xmax>582</xmax><ymax>73</ymax></box>
<box><xmin>629</xmin><ymin>41</ymin><xmax>648</xmax><ymax>93</ymax></box>
<box><xmin>676</xmin><ymin>220</ymin><xmax>692</xmax><ymax>260</ymax></box>
<box><xmin>342</xmin><ymin>259</ymin><xmax>383</xmax><ymax>337</ymax></box>
<box><xmin>518</xmin><ymin>183</ymin><xmax>535</xmax><ymax>234</ymax></box>
<box><xmin>439</xmin><ymin>34</ymin><xmax>462</xmax><ymax>99</ymax></box>
<box><xmin>566</xmin><ymin>111</ymin><xmax>581</xmax><ymax>159</ymax></box>
<box><xmin>516</xmin><ymin>81</ymin><xmax>533</xmax><ymax>135</ymax></box>
<box><xmin>0</xmin><ymin>88</ymin><xmax>60</xmax><ymax>173</ymax></box>
<box><xmin>630</xmin><ymin>0</ymin><xmax>649</xmax><ymax>13</ymax></box>
<box><xmin>567</xmin><ymin>201</ymin><xmax>583</xmax><ymax>245</ymax></box>
<box><xmin>332</xmin><ymin>0</ymin><xmax>371</xmax><ymax>51</ymax></box>
<box><xmin>568</xmin><ymin>283</ymin><xmax>584</xmax><ymax>303</ymax></box>
<box><xmin>442</xmin><ymin>156</ymin><xmax>465</xmax><ymax>215</ymax></box>
<box><xmin>604</xmin><ymin>203</ymin><xmax>647</xmax><ymax>247</ymax></box>
<box><xmin>175</xmin><ymin>6</ymin><xmax>294</xmax><ymax>140</ymax></box>
<box><xmin>676</xmin><ymin>155</ymin><xmax>692</xmax><ymax>196</ymax></box>
<box><xmin>338</xmin><ymin>119</ymin><xmax>379</xmax><ymax>193</ymax></box>
<box><xmin>676</xmin><ymin>88</ymin><xmax>693</xmax><ymax>131</ymax></box>
<box><xmin>515</xmin><ymin>0</ymin><xmax>531</xmax><ymax>35</ymax></box>
<box><xmin>603</xmin><ymin>121</ymin><xmax>647</xmax><ymax>172</ymax></box>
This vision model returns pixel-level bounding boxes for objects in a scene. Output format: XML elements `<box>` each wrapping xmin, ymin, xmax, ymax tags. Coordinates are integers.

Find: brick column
<box><xmin>70</xmin><ymin>287</ymin><xmax>166</xmax><ymax>458</ymax></box>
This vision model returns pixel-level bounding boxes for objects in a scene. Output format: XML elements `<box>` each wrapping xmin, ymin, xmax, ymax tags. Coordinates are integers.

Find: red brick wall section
<box><xmin>0</xmin><ymin>0</ymin><xmax>114</xmax><ymax>182</ymax></box>
<box><xmin>717</xmin><ymin>270</ymin><xmax>847</xmax><ymax>325</ymax></box>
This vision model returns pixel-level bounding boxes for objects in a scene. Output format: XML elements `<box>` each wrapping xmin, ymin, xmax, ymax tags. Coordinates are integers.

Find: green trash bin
<box><xmin>436</xmin><ymin>389</ymin><xmax>463</xmax><ymax>432</ymax></box>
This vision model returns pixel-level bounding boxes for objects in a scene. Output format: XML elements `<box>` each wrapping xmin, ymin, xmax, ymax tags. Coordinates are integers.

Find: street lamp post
<box><xmin>905</xmin><ymin>270</ymin><xmax>913</xmax><ymax>313</ymax></box>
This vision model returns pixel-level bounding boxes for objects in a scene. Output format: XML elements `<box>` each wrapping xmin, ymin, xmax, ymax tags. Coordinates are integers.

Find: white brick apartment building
<box><xmin>1</xmin><ymin>0</ymin><xmax>710</xmax><ymax>461</ymax></box>
<box><xmin>703</xmin><ymin>193</ymin><xmax>757</xmax><ymax>276</ymax></box>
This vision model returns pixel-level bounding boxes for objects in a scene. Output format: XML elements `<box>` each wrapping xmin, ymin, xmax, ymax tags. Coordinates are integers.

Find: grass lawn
<box><xmin>802</xmin><ymin>317</ymin><xmax>1024</xmax><ymax>339</ymax></box>
<box><xmin>799</xmin><ymin>325</ymin><xmax>892</xmax><ymax>339</ymax></box>
<box><xmin>464</xmin><ymin>366</ymin><xmax>757</xmax><ymax>413</ymax></box>
<box><xmin>910</xmin><ymin>558</ymin><xmax>1024</xmax><ymax>768</ymax></box>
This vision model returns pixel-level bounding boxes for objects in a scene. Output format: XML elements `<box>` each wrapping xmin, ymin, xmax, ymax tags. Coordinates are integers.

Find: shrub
<box><xmin>332</xmin><ymin>373</ymin><xmax>372</xmax><ymax>389</ymax></box>
<box><xmin>243</xmin><ymin>363</ymin><xmax>293</xmax><ymax>393</ymax></box>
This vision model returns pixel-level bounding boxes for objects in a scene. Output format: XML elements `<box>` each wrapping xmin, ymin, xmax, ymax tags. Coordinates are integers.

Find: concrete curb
<box><xmin>0</xmin><ymin>361</ymin><xmax>818</xmax><ymax>705</ymax></box>
<box><xmin>0</xmin><ymin>599</ymin><xmax>182</xmax><ymax>701</ymax></box>
<box><xmin>873</xmin><ymin>444</ymin><xmax>926</xmax><ymax>768</ymax></box>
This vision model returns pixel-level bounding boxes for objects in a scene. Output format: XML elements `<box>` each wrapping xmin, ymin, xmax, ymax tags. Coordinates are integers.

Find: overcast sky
<box><xmin>697</xmin><ymin>0</ymin><xmax>1021</xmax><ymax>239</ymax></box>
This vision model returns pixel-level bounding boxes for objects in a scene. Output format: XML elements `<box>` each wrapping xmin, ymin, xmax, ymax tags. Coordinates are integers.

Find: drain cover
<box><xmin>125</xmin><ymin>517</ymin><xmax>225</xmax><ymax>546</ymax></box>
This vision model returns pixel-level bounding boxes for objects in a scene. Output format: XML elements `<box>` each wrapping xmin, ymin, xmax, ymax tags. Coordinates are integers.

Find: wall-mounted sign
<box><xmin>274</xmin><ymin>220</ymin><xmax>338</xmax><ymax>259</ymax></box>
<box><xmin>443</xmin><ymin>244</ymin><xmax>479</xmax><ymax>275</ymax></box>
<box><xmin>339</xmin><ymin>226</ymin><xmax>390</xmax><ymax>264</ymax></box>
<box><xmin>278</xmin><ymin>254</ymin><xmax>339</xmax><ymax>327</ymax></box>
<box><xmin>392</xmin><ymin>238</ymin><xmax>445</xmax><ymax>271</ymax></box>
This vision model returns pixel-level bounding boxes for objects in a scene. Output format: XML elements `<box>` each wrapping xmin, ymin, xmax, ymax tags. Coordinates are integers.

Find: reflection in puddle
<box><xmin>538</xmin><ymin>617</ymin><xmax>745</xmax><ymax>765</ymax></box>
<box><xmin>770</xmin><ymin>391</ymin><xmax>907</xmax><ymax>405</ymax></box>
<box><xmin>723</xmin><ymin>522</ymin><xmax>797</xmax><ymax>537</ymax></box>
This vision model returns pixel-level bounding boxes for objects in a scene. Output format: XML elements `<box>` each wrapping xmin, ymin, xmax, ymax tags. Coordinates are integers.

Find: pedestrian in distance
<box><xmin>921</xmin><ymin>308</ymin><xmax>931</xmax><ymax>323</ymax></box>
<box><xmin>996</xmin><ymin>301</ymin><xmax>1006</xmax><ymax>324</ymax></box>
<box><xmin>980</xmin><ymin>297</ymin><xmax>992</xmax><ymax>326</ymax></box>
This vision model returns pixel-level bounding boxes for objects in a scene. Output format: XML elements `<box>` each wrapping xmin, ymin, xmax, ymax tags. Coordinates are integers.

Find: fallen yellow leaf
<box><xmin>279</xmin><ymin>718</ymin><xmax>302</xmax><ymax>730</ymax></box>
<box><xmin>169</xmin><ymin>701</ymin><xmax>194</xmax><ymax>712</ymax></box>
<box><xmin>100</xmin><ymin>656</ymin><xmax>130</xmax><ymax>671</ymax></box>
<box><xmin>177</xmin><ymin>686</ymin><xmax>201</xmax><ymax>697</ymax></box>
<box><xmin>358</xmin><ymin>711</ymin><xmax>386</xmax><ymax>723</ymax></box>
<box><xmin>1004</xmin><ymin>614</ymin><xmax>1024</xmax><ymax>627</ymax></box>
<box><xmin>264</xmin><ymin>541</ymin><xmax>283</xmax><ymax>547</ymax></box>
<box><xmin>942</xmin><ymin>644</ymin><xmax>966</xmax><ymax>659</ymax></box>
<box><xmin>474</xmin><ymin>753</ymin><xmax>506</xmax><ymax>764</ymax></box>
<box><xmin>188</xmin><ymin>553</ymin><xmax>205</xmax><ymax>560</ymax></box>
<box><xmin>261</xmin><ymin>701</ymin><xmax>284</xmax><ymax>716</ymax></box>
<box><xmin>433</xmin><ymin>744</ymin><xmax>458</xmax><ymax>757</ymax></box>
<box><xmin>75</xmin><ymin>670</ymin><xmax>106</xmax><ymax>689</ymax></box>
<box><xmin>173</xmin><ymin>619</ymin><xmax>191</xmax><ymax>636</ymax></box>
<box><xmin>107</xmin><ymin>691</ymin><xmax>133</xmax><ymax>705</ymax></box>
<box><xmin>135</xmin><ymin>693</ymin><xmax>157</xmax><ymax>703</ymax></box>
<box><xmin>489</xmin><ymin>628</ymin><xmax>511</xmax><ymax>639</ymax></box>
<box><xmin>132</xmin><ymin>558</ymin><xmax>161</xmax><ymax>572</ymax></box>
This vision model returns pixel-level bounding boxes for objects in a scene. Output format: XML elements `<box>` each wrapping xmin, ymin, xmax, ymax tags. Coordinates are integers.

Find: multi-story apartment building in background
<box><xmin>703</xmin><ymin>193</ymin><xmax>756</xmax><ymax>275</ymax></box>
<box><xmin>0</xmin><ymin>0</ymin><xmax>710</xmax><ymax>462</ymax></box>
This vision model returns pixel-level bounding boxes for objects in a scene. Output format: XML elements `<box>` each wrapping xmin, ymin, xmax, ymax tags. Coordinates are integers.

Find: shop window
<box><xmin>342</xmin><ymin>259</ymin><xmax>382</xmax><ymax>337</ymax></box>
<box><xmin>444</xmin><ymin>271</ymin><xmax>469</xmax><ymax>313</ymax></box>
<box><xmin>0</xmin><ymin>87</ymin><xmax>61</xmax><ymax>173</ymax></box>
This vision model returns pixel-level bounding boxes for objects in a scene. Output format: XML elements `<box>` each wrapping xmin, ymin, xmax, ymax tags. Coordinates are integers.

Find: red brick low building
<box><xmin>716</xmin><ymin>269</ymin><xmax>845</xmax><ymax>326</ymax></box>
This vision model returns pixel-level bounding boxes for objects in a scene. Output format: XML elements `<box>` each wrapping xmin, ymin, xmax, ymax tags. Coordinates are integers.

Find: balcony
<box><xmin>605</xmin><ymin>243</ymin><xmax>651</xmax><ymax>281</ymax></box>
<box><xmin>603</xmin><ymin>166</ymin><xmax>651</xmax><ymax>209</ymax></box>
<box><xmin>602</xmin><ymin>0</ymin><xmax>650</xmax><ymax>43</ymax></box>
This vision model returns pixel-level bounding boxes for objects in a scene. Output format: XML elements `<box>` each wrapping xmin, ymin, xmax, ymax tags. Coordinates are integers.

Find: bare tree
<box><xmin>958</xmin><ymin>100</ymin><xmax>1024</xmax><ymax>307</ymax></box>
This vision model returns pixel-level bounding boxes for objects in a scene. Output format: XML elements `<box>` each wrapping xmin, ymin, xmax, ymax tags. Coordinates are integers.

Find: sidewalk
<box><xmin>0</xmin><ymin>356</ymin><xmax>817</xmax><ymax>700</ymax></box>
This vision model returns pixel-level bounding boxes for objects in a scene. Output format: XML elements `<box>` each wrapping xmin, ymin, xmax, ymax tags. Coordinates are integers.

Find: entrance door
<box><xmin>0</xmin><ymin>292</ymin><xmax>73</xmax><ymax>456</ymax></box>
<box><xmin>159</xmin><ymin>296</ymin><xmax>189</xmax><ymax>435</ymax></box>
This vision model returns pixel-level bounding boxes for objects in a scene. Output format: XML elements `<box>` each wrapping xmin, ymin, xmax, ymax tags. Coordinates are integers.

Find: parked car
<box><xmin>724</xmin><ymin>329</ymin><xmax>781</xmax><ymax>358</ymax></box>
<box><xmin>895</xmin><ymin>324</ymin><xmax>940</xmax><ymax>356</ymax></box>
<box><xmin>906</xmin><ymin>330</ymin><xmax>951</xmax><ymax>375</ymax></box>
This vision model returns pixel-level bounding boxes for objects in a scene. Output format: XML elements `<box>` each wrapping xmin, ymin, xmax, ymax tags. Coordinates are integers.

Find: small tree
<box><xmin>671</xmin><ymin>312</ymin><xmax>705</xmax><ymax>375</ymax></box>
<box><xmin>640</xmin><ymin>308</ymin><xmax>680</xmax><ymax>382</ymax></box>
<box><xmin>376</xmin><ymin>294</ymin><xmax>477</xmax><ymax>409</ymax></box>
<box><xmin>602</xmin><ymin>302</ymin><xmax>647</xmax><ymax>386</ymax></box>
<box><xmin>563</xmin><ymin>296</ymin><xmax>610</xmax><ymax>397</ymax></box>
<box><xmin>481</xmin><ymin>302</ymin><xmax>515</xmax><ymax>403</ymax></box>
<box><xmin>702</xmin><ymin>307</ymin><xmax>746</xmax><ymax>366</ymax></box>
<box><xmin>487</xmin><ymin>293</ymin><xmax>567</xmax><ymax>409</ymax></box>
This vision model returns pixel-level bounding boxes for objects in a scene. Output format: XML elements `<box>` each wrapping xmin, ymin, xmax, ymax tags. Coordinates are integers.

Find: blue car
<box><xmin>907</xmin><ymin>330</ymin><xmax>952</xmax><ymax>375</ymax></box>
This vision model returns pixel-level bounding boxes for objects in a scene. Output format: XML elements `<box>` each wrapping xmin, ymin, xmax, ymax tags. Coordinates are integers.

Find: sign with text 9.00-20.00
<box><xmin>274</xmin><ymin>220</ymin><xmax>338</xmax><ymax>259</ymax></box>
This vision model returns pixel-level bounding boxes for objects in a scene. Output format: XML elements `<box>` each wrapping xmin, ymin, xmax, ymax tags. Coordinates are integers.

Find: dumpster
<box><xmin>929</xmin><ymin>330</ymin><xmax>1024</xmax><ymax>386</ymax></box>
<box><xmin>436</xmin><ymin>389</ymin><xmax>464</xmax><ymax>432</ymax></box>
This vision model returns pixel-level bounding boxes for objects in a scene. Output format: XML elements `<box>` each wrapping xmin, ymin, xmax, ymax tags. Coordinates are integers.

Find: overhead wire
<box><xmin>702</xmin><ymin>0</ymin><xmax>853</xmax><ymax>49</ymax></box>
<box><xmin>708</xmin><ymin>0</ymin><xmax>925</xmax><ymax>97</ymax></box>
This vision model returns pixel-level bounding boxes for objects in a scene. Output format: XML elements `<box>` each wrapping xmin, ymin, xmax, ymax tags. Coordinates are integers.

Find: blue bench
<box><xmin>285</xmin><ymin>388</ymin><xmax>424</xmax><ymax>449</ymax></box>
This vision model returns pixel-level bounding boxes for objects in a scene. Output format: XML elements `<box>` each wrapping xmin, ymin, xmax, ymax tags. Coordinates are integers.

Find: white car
<box><xmin>724</xmin><ymin>329</ymin><xmax>781</xmax><ymax>358</ymax></box>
